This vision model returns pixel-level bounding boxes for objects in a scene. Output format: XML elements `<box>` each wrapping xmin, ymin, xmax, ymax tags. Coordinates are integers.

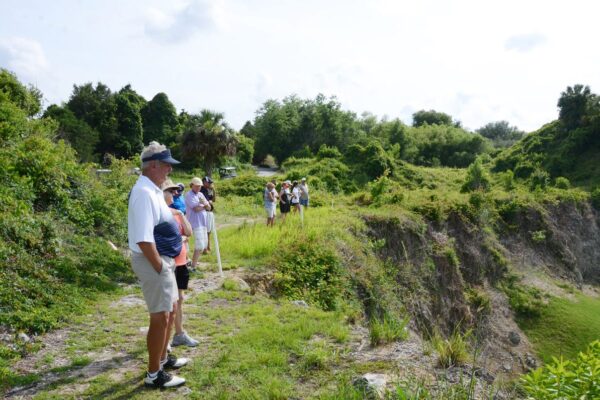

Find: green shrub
<box><xmin>530</xmin><ymin>230</ymin><xmax>546</xmax><ymax>243</ymax></box>
<box><xmin>529</xmin><ymin>168</ymin><xmax>550</xmax><ymax>190</ymax></box>
<box><xmin>554</xmin><ymin>176</ymin><xmax>571</xmax><ymax>189</ymax></box>
<box><xmin>316</xmin><ymin>144</ymin><xmax>342</xmax><ymax>159</ymax></box>
<box><xmin>273</xmin><ymin>239</ymin><xmax>344</xmax><ymax>311</ymax></box>
<box><xmin>501</xmin><ymin>278</ymin><xmax>546</xmax><ymax>318</ymax></box>
<box><xmin>461</xmin><ymin>158</ymin><xmax>490</xmax><ymax>192</ymax></box>
<box><xmin>369</xmin><ymin>314</ymin><xmax>409</xmax><ymax>346</ymax></box>
<box><xmin>217</xmin><ymin>173</ymin><xmax>269</xmax><ymax>197</ymax></box>
<box><xmin>499</xmin><ymin>170</ymin><xmax>515</xmax><ymax>191</ymax></box>
<box><xmin>465</xmin><ymin>287</ymin><xmax>491</xmax><ymax>314</ymax></box>
<box><xmin>521</xmin><ymin>340</ymin><xmax>600</xmax><ymax>399</ymax></box>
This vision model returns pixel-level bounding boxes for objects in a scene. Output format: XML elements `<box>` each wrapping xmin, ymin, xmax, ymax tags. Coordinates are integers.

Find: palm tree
<box><xmin>180</xmin><ymin>109</ymin><xmax>238</xmax><ymax>176</ymax></box>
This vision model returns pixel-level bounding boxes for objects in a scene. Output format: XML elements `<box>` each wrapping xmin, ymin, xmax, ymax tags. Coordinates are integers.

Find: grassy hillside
<box><xmin>494</xmin><ymin>91</ymin><xmax>600</xmax><ymax>188</ymax></box>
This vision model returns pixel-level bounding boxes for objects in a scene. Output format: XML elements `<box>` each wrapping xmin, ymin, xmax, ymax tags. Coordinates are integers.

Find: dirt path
<box><xmin>5</xmin><ymin>267</ymin><xmax>235</xmax><ymax>399</ymax></box>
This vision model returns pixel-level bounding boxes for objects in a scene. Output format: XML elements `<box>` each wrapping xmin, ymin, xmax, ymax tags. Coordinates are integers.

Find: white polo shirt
<box><xmin>128</xmin><ymin>175</ymin><xmax>174</xmax><ymax>253</ymax></box>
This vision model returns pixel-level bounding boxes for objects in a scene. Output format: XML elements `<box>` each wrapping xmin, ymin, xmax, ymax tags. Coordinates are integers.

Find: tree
<box><xmin>66</xmin><ymin>82</ymin><xmax>118</xmax><ymax>156</ymax></box>
<box><xmin>114</xmin><ymin>92</ymin><xmax>143</xmax><ymax>158</ymax></box>
<box><xmin>412</xmin><ymin>109</ymin><xmax>455</xmax><ymax>127</ymax></box>
<box><xmin>477</xmin><ymin>121</ymin><xmax>525</xmax><ymax>148</ymax></box>
<box><xmin>43</xmin><ymin>104</ymin><xmax>99</xmax><ymax>162</ymax></box>
<box><xmin>557</xmin><ymin>84</ymin><xmax>597</xmax><ymax>130</ymax></box>
<box><xmin>180</xmin><ymin>110</ymin><xmax>238</xmax><ymax>176</ymax></box>
<box><xmin>0</xmin><ymin>68</ymin><xmax>42</xmax><ymax>117</ymax></box>
<box><xmin>240</xmin><ymin>121</ymin><xmax>256</xmax><ymax>138</ymax></box>
<box><xmin>141</xmin><ymin>92</ymin><xmax>178</xmax><ymax>145</ymax></box>
<box><xmin>252</xmin><ymin>94</ymin><xmax>361</xmax><ymax>164</ymax></box>
<box><xmin>235</xmin><ymin>134</ymin><xmax>254</xmax><ymax>164</ymax></box>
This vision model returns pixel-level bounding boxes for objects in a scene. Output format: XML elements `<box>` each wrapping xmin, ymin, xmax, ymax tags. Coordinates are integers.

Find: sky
<box><xmin>1</xmin><ymin>0</ymin><xmax>599</xmax><ymax>132</ymax></box>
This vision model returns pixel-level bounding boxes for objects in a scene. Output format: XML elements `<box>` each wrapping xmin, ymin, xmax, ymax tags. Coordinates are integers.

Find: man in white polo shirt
<box><xmin>128</xmin><ymin>141</ymin><xmax>189</xmax><ymax>388</ymax></box>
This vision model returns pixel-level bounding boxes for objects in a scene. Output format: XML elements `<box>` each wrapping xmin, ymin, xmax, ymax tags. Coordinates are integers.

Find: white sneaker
<box><xmin>172</xmin><ymin>332</ymin><xmax>199</xmax><ymax>347</ymax></box>
<box><xmin>161</xmin><ymin>354</ymin><xmax>189</xmax><ymax>369</ymax></box>
<box><xmin>144</xmin><ymin>370</ymin><xmax>185</xmax><ymax>388</ymax></box>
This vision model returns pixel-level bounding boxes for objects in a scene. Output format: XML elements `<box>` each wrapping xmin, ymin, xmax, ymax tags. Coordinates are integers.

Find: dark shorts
<box><xmin>300</xmin><ymin>198</ymin><xmax>309</xmax><ymax>207</ymax></box>
<box><xmin>280</xmin><ymin>202</ymin><xmax>291</xmax><ymax>213</ymax></box>
<box><xmin>174</xmin><ymin>265</ymin><xmax>190</xmax><ymax>290</ymax></box>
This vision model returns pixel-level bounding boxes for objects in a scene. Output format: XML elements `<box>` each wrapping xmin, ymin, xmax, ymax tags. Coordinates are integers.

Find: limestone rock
<box><xmin>352</xmin><ymin>373</ymin><xmax>387</xmax><ymax>399</ymax></box>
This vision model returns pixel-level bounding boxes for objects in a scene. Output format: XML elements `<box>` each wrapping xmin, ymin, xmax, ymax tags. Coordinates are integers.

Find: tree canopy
<box><xmin>180</xmin><ymin>109</ymin><xmax>238</xmax><ymax>176</ymax></box>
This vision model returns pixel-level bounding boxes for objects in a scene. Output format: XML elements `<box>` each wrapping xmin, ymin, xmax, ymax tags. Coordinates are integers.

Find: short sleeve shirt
<box><xmin>185</xmin><ymin>190</ymin><xmax>209</xmax><ymax>229</ymax></box>
<box><xmin>128</xmin><ymin>175</ymin><xmax>174</xmax><ymax>253</ymax></box>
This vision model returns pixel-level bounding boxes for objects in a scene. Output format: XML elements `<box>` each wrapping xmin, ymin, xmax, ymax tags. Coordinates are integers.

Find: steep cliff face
<box><xmin>363</xmin><ymin>200</ymin><xmax>600</xmax><ymax>374</ymax></box>
<box><xmin>498</xmin><ymin>201</ymin><xmax>600</xmax><ymax>284</ymax></box>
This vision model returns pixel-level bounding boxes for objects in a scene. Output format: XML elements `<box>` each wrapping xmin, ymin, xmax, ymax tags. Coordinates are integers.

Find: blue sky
<box><xmin>1</xmin><ymin>0</ymin><xmax>599</xmax><ymax>132</ymax></box>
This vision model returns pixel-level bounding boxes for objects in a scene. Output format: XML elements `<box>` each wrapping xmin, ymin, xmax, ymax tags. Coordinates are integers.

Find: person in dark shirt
<box><xmin>200</xmin><ymin>176</ymin><xmax>216</xmax><ymax>254</ymax></box>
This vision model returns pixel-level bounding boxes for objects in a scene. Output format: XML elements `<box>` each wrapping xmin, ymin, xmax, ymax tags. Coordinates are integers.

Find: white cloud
<box><xmin>143</xmin><ymin>0</ymin><xmax>223</xmax><ymax>44</ymax></box>
<box><xmin>0</xmin><ymin>37</ymin><xmax>48</xmax><ymax>78</ymax></box>
<box><xmin>505</xmin><ymin>33</ymin><xmax>547</xmax><ymax>52</ymax></box>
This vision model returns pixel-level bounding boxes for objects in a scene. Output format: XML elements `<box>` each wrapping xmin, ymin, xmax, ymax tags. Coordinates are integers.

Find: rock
<box><xmin>508</xmin><ymin>331</ymin><xmax>521</xmax><ymax>346</ymax></box>
<box><xmin>502</xmin><ymin>363</ymin><xmax>512</xmax><ymax>372</ymax></box>
<box><xmin>292</xmin><ymin>300</ymin><xmax>309</xmax><ymax>308</ymax></box>
<box><xmin>227</xmin><ymin>277</ymin><xmax>250</xmax><ymax>292</ymax></box>
<box><xmin>18</xmin><ymin>332</ymin><xmax>30</xmax><ymax>343</ymax></box>
<box><xmin>177</xmin><ymin>386</ymin><xmax>192</xmax><ymax>395</ymax></box>
<box><xmin>525</xmin><ymin>353</ymin><xmax>537</xmax><ymax>369</ymax></box>
<box><xmin>474</xmin><ymin>367</ymin><xmax>495</xmax><ymax>383</ymax></box>
<box><xmin>352</xmin><ymin>373</ymin><xmax>387</xmax><ymax>399</ymax></box>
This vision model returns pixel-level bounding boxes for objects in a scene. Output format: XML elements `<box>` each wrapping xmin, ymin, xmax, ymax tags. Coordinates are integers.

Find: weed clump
<box><xmin>432</xmin><ymin>329</ymin><xmax>471</xmax><ymax>368</ymax></box>
<box><xmin>369</xmin><ymin>315</ymin><xmax>409</xmax><ymax>346</ymax></box>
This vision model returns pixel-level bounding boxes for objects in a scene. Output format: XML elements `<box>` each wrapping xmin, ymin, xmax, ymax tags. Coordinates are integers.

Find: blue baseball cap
<box><xmin>142</xmin><ymin>149</ymin><xmax>180</xmax><ymax>164</ymax></box>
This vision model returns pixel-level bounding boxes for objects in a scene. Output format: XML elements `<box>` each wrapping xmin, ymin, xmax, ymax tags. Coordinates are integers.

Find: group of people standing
<box><xmin>264</xmin><ymin>178</ymin><xmax>309</xmax><ymax>226</ymax></box>
<box><xmin>127</xmin><ymin>141</ymin><xmax>217</xmax><ymax>389</ymax></box>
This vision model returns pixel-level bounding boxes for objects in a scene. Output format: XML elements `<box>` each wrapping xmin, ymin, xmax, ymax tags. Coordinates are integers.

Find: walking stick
<box><xmin>212</xmin><ymin>213</ymin><xmax>224</xmax><ymax>278</ymax></box>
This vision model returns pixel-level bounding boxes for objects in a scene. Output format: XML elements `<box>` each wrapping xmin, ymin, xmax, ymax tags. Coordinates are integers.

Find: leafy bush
<box><xmin>0</xmin><ymin>71</ymin><xmax>134</xmax><ymax>335</ymax></box>
<box><xmin>521</xmin><ymin>340</ymin><xmax>600</xmax><ymax>400</ymax></box>
<box><xmin>499</xmin><ymin>170</ymin><xmax>515</xmax><ymax>191</ymax></box>
<box><xmin>461</xmin><ymin>158</ymin><xmax>490</xmax><ymax>192</ymax></box>
<box><xmin>554</xmin><ymin>176</ymin><xmax>571</xmax><ymax>189</ymax></box>
<box><xmin>501</xmin><ymin>278</ymin><xmax>546</xmax><ymax>318</ymax></box>
<box><xmin>529</xmin><ymin>168</ymin><xmax>550</xmax><ymax>190</ymax></box>
<box><xmin>217</xmin><ymin>173</ymin><xmax>270</xmax><ymax>197</ymax></box>
<box><xmin>316</xmin><ymin>144</ymin><xmax>342</xmax><ymax>159</ymax></box>
<box><xmin>273</xmin><ymin>239</ymin><xmax>344</xmax><ymax>311</ymax></box>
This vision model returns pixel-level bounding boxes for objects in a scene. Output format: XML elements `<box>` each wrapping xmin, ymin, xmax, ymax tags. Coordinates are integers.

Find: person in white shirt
<box><xmin>128</xmin><ymin>141</ymin><xmax>188</xmax><ymax>389</ymax></box>
<box><xmin>290</xmin><ymin>180</ymin><xmax>301</xmax><ymax>213</ymax></box>
<box><xmin>299</xmin><ymin>177</ymin><xmax>310</xmax><ymax>208</ymax></box>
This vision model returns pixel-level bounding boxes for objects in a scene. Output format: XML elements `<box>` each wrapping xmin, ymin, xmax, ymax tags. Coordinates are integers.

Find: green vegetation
<box><xmin>521</xmin><ymin>340</ymin><xmax>600</xmax><ymax>400</ymax></box>
<box><xmin>2</xmin><ymin>68</ymin><xmax>600</xmax><ymax>398</ymax></box>
<box><xmin>0</xmin><ymin>70</ymin><xmax>135</xmax><ymax>335</ymax></box>
<box><xmin>432</xmin><ymin>330</ymin><xmax>472</xmax><ymax>368</ymax></box>
<box><xmin>369</xmin><ymin>315</ymin><xmax>409</xmax><ymax>346</ymax></box>
<box><xmin>517</xmin><ymin>293</ymin><xmax>600</xmax><ymax>362</ymax></box>
<box><xmin>494</xmin><ymin>84</ymin><xmax>600</xmax><ymax>187</ymax></box>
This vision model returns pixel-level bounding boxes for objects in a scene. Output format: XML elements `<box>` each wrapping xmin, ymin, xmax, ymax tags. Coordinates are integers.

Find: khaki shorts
<box><xmin>131</xmin><ymin>252</ymin><xmax>178</xmax><ymax>314</ymax></box>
